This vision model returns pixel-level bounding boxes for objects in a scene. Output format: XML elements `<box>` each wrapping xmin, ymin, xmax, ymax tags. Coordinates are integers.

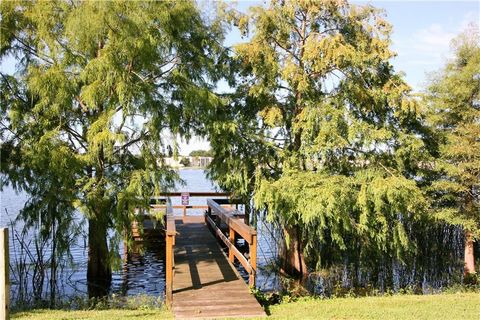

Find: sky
<box><xmin>367</xmin><ymin>0</ymin><xmax>479</xmax><ymax>90</ymax></box>
<box><xmin>1</xmin><ymin>1</ymin><xmax>479</xmax><ymax>155</ymax></box>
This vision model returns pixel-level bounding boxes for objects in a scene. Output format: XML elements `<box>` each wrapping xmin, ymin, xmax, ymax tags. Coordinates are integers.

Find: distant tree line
<box><xmin>189</xmin><ymin>149</ymin><xmax>213</xmax><ymax>157</ymax></box>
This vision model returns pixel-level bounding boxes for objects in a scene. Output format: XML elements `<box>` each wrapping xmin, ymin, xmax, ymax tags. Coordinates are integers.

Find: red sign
<box><xmin>181</xmin><ymin>192</ymin><xmax>189</xmax><ymax>206</ymax></box>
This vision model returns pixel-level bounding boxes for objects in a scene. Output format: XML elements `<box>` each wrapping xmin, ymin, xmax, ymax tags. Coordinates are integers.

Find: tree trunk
<box><xmin>244</xmin><ymin>200</ymin><xmax>251</xmax><ymax>226</ymax></box>
<box><xmin>464</xmin><ymin>231</ymin><xmax>476</xmax><ymax>275</ymax></box>
<box><xmin>278</xmin><ymin>10</ymin><xmax>309</xmax><ymax>284</ymax></box>
<box><xmin>280</xmin><ymin>225</ymin><xmax>308</xmax><ymax>280</ymax></box>
<box><xmin>87</xmin><ymin>217</ymin><xmax>111</xmax><ymax>298</ymax></box>
<box><xmin>464</xmin><ymin>192</ymin><xmax>476</xmax><ymax>277</ymax></box>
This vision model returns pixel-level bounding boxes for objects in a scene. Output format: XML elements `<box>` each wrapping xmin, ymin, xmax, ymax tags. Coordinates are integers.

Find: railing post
<box><xmin>228</xmin><ymin>227</ymin><xmax>235</xmax><ymax>263</ymax></box>
<box><xmin>165</xmin><ymin>233</ymin><xmax>173</xmax><ymax>306</ymax></box>
<box><xmin>183</xmin><ymin>206</ymin><xmax>186</xmax><ymax>217</ymax></box>
<box><xmin>206</xmin><ymin>206</ymin><xmax>211</xmax><ymax>223</ymax></box>
<box><xmin>1</xmin><ymin>228</ymin><xmax>9</xmax><ymax>320</ymax></box>
<box><xmin>249</xmin><ymin>233</ymin><xmax>257</xmax><ymax>287</ymax></box>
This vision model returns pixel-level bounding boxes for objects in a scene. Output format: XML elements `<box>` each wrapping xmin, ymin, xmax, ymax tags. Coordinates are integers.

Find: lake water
<box><xmin>0</xmin><ymin>169</ymin><xmax>469</xmax><ymax>305</ymax></box>
<box><xmin>0</xmin><ymin>169</ymin><xmax>280</xmax><ymax>306</ymax></box>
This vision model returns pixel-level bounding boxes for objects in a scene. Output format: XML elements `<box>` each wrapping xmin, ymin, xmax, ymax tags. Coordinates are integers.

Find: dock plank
<box><xmin>172</xmin><ymin>218</ymin><xmax>265</xmax><ymax>319</ymax></box>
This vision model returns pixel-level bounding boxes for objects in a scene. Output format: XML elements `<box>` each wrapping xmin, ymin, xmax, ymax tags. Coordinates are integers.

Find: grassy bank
<box><xmin>267</xmin><ymin>292</ymin><xmax>479</xmax><ymax>319</ymax></box>
<box><xmin>11</xmin><ymin>309</ymin><xmax>173</xmax><ymax>320</ymax></box>
<box><xmin>12</xmin><ymin>293</ymin><xmax>479</xmax><ymax>319</ymax></box>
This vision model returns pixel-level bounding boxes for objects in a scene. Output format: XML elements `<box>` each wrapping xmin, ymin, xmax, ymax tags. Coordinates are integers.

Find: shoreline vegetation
<box><xmin>11</xmin><ymin>292</ymin><xmax>480</xmax><ymax>320</ymax></box>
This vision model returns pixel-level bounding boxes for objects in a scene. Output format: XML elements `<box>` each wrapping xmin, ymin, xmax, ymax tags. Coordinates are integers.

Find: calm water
<box><xmin>0</xmin><ymin>169</ymin><xmax>280</xmax><ymax>305</ymax></box>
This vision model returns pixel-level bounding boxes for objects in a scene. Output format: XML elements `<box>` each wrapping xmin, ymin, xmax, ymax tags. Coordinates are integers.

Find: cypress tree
<box><xmin>1</xmin><ymin>0</ymin><xmax>224</xmax><ymax>296</ymax></box>
<box><xmin>425</xmin><ymin>26</ymin><xmax>480</xmax><ymax>277</ymax></box>
<box><xmin>208</xmin><ymin>0</ymin><xmax>430</xmax><ymax>278</ymax></box>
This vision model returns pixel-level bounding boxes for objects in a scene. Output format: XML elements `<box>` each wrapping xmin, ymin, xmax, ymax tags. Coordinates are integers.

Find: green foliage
<box><xmin>0</xmin><ymin>0</ymin><xmax>225</xmax><ymax>281</ymax></box>
<box><xmin>424</xmin><ymin>25</ymin><xmax>480</xmax><ymax>237</ymax></box>
<box><xmin>255</xmin><ymin>170</ymin><xmax>427</xmax><ymax>264</ymax></box>
<box><xmin>179</xmin><ymin>157</ymin><xmax>191</xmax><ymax>167</ymax></box>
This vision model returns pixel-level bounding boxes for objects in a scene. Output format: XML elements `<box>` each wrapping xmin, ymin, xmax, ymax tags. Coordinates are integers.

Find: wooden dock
<box><xmin>136</xmin><ymin>194</ymin><xmax>265</xmax><ymax>318</ymax></box>
<box><xmin>171</xmin><ymin>216</ymin><xmax>265</xmax><ymax>319</ymax></box>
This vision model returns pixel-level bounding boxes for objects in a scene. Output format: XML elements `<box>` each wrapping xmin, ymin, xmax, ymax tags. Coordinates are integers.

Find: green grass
<box><xmin>266</xmin><ymin>293</ymin><xmax>480</xmax><ymax>320</ymax></box>
<box><xmin>11</xmin><ymin>309</ymin><xmax>173</xmax><ymax>320</ymax></box>
<box><xmin>11</xmin><ymin>293</ymin><xmax>480</xmax><ymax>320</ymax></box>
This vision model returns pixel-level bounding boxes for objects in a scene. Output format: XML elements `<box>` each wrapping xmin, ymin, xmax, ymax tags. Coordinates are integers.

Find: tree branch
<box><xmin>114</xmin><ymin>131</ymin><xmax>150</xmax><ymax>154</ymax></box>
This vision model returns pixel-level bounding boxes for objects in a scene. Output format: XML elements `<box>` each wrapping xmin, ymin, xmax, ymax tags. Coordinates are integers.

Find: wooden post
<box><xmin>249</xmin><ymin>234</ymin><xmax>257</xmax><ymax>287</ymax></box>
<box><xmin>1</xmin><ymin>228</ymin><xmax>9</xmax><ymax>320</ymax></box>
<box><xmin>165</xmin><ymin>234</ymin><xmax>174</xmax><ymax>306</ymax></box>
<box><xmin>228</xmin><ymin>227</ymin><xmax>235</xmax><ymax>263</ymax></box>
<box><xmin>183</xmin><ymin>206</ymin><xmax>186</xmax><ymax>217</ymax></box>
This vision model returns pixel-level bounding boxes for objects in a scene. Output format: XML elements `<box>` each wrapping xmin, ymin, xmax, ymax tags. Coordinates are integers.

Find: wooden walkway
<box><xmin>171</xmin><ymin>216</ymin><xmax>265</xmax><ymax>319</ymax></box>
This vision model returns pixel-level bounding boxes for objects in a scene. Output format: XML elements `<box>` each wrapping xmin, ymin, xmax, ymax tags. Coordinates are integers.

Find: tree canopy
<box><xmin>425</xmin><ymin>26</ymin><xmax>480</xmax><ymax>235</ymax></box>
<box><xmin>425</xmin><ymin>26</ymin><xmax>480</xmax><ymax>275</ymax></box>
<box><xmin>207</xmin><ymin>0</ymin><xmax>432</xmax><ymax>276</ymax></box>
<box><xmin>0</xmin><ymin>0</ymin><xmax>225</xmax><ymax>295</ymax></box>
<box><xmin>1</xmin><ymin>0</ymin><xmax>477</xmax><ymax>297</ymax></box>
<box><xmin>189</xmin><ymin>149</ymin><xmax>213</xmax><ymax>157</ymax></box>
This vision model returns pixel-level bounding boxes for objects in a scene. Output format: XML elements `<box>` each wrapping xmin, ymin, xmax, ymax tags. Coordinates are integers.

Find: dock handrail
<box><xmin>150</xmin><ymin>192</ymin><xmax>233</xmax><ymax>216</ymax></box>
<box><xmin>153</xmin><ymin>192</ymin><xmax>230</xmax><ymax>197</ymax></box>
<box><xmin>165</xmin><ymin>200</ymin><xmax>175</xmax><ymax>306</ymax></box>
<box><xmin>206</xmin><ymin>199</ymin><xmax>257</xmax><ymax>286</ymax></box>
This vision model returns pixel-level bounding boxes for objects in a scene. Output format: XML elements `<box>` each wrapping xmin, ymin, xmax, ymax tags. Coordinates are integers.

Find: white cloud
<box><xmin>413</xmin><ymin>23</ymin><xmax>456</xmax><ymax>52</ymax></box>
<box><xmin>392</xmin><ymin>11</ymin><xmax>478</xmax><ymax>90</ymax></box>
<box><xmin>405</xmin><ymin>11</ymin><xmax>478</xmax><ymax>57</ymax></box>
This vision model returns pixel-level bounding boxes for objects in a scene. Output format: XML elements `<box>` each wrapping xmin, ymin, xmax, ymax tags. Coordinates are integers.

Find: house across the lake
<box><xmin>164</xmin><ymin>156</ymin><xmax>213</xmax><ymax>168</ymax></box>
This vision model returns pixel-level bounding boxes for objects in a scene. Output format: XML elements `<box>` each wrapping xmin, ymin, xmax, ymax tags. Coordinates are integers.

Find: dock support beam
<box><xmin>228</xmin><ymin>228</ymin><xmax>235</xmax><ymax>263</ymax></box>
<box><xmin>1</xmin><ymin>228</ymin><xmax>9</xmax><ymax>320</ymax></box>
<box><xmin>249</xmin><ymin>234</ymin><xmax>257</xmax><ymax>287</ymax></box>
<box><xmin>166</xmin><ymin>233</ymin><xmax>174</xmax><ymax>306</ymax></box>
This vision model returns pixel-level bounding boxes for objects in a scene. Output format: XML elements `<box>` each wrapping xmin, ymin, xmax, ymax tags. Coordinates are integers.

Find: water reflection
<box><xmin>113</xmin><ymin>240</ymin><xmax>166</xmax><ymax>297</ymax></box>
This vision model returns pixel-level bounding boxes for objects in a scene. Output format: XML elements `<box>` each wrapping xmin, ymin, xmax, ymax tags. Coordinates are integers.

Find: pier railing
<box><xmin>150</xmin><ymin>192</ymin><xmax>232</xmax><ymax>216</ymax></box>
<box><xmin>206</xmin><ymin>199</ymin><xmax>257</xmax><ymax>286</ymax></box>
